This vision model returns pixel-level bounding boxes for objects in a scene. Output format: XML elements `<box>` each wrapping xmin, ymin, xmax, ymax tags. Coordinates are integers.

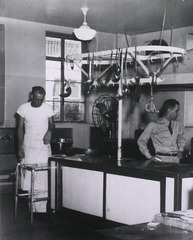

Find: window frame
<box><xmin>46</xmin><ymin>32</ymin><xmax>87</xmax><ymax>122</ymax></box>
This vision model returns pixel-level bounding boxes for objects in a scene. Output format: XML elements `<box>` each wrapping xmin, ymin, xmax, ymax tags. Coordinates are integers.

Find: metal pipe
<box><xmin>117</xmin><ymin>50</ymin><xmax>124</xmax><ymax>161</ymax></box>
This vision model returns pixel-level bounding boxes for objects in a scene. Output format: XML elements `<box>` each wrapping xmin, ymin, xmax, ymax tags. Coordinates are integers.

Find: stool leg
<box><xmin>14</xmin><ymin>163</ymin><xmax>20</xmax><ymax>222</ymax></box>
<box><xmin>30</xmin><ymin>169</ymin><xmax>35</xmax><ymax>228</ymax></box>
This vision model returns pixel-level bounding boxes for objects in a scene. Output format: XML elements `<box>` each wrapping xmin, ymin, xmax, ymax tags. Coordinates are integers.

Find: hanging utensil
<box><xmin>70</xmin><ymin>59</ymin><xmax>74</xmax><ymax>70</ymax></box>
<box><xmin>60</xmin><ymin>80</ymin><xmax>72</xmax><ymax>98</ymax></box>
<box><xmin>130</xmin><ymin>47</ymin><xmax>142</xmax><ymax>113</ymax></box>
<box><xmin>85</xmin><ymin>53</ymin><xmax>94</xmax><ymax>85</ymax></box>
<box><xmin>96</xmin><ymin>55</ymin><xmax>105</xmax><ymax>87</ymax></box>
<box><xmin>86</xmin><ymin>84</ymin><xmax>95</xmax><ymax>96</ymax></box>
<box><xmin>116</xmin><ymin>50</ymin><xmax>125</xmax><ymax>100</ymax></box>
<box><xmin>123</xmin><ymin>49</ymin><xmax>129</xmax><ymax>95</ymax></box>
<box><xmin>145</xmin><ymin>75</ymin><xmax>159</xmax><ymax>113</ymax></box>
<box><xmin>134</xmin><ymin>45</ymin><xmax>139</xmax><ymax>81</ymax></box>
<box><xmin>112</xmin><ymin>49</ymin><xmax>121</xmax><ymax>83</ymax></box>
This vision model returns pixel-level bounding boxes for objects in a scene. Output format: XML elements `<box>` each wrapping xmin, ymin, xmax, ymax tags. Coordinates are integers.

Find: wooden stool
<box><xmin>15</xmin><ymin>163</ymin><xmax>49</xmax><ymax>228</ymax></box>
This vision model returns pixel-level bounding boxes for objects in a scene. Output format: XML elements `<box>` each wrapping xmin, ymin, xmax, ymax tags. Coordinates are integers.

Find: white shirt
<box><xmin>17</xmin><ymin>102</ymin><xmax>54</xmax><ymax>137</ymax></box>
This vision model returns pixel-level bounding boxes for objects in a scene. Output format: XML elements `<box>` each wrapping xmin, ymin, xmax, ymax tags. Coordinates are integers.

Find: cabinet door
<box><xmin>106</xmin><ymin>174</ymin><xmax>161</xmax><ymax>225</ymax></box>
<box><xmin>182</xmin><ymin>177</ymin><xmax>193</xmax><ymax>210</ymax></box>
<box><xmin>62</xmin><ymin>167</ymin><xmax>103</xmax><ymax>217</ymax></box>
<box><xmin>165</xmin><ymin>177</ymin><xmax>174</xmax><ymax>212</ymax></box>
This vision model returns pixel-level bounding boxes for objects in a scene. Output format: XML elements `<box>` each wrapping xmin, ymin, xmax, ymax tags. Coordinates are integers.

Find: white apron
<box><xmin>21</xmin><ymin>133</ymin><xmax>51</xmax><ymax>212</ymax></box>
<box><xmin>17</xmin><ymin>102</ymin><xmax>54</xmax><ymax>212</ymax></box>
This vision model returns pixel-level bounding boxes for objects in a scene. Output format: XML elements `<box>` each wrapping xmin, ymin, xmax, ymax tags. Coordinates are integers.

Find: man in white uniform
<box><xmin>16</xmin><ymin>86</ymin><xmax>55</xmax><ymax>212</ymax></box>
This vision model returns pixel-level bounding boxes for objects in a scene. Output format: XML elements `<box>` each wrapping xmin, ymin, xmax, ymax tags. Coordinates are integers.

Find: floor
<box><xmin>0</xmin><ymin>182</ymin><xmax>120</xmax><ymax>240</ymax></box>
<box><xmin>2</xmin><ymin>182</ymin><xmax>193</xmax><ymax>240</ymax></box>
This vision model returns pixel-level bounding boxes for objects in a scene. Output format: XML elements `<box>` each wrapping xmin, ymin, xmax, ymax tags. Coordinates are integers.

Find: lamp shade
<box><xmin>74</xmin><ymin>7</ymin><xmax>96</xmax><ymax>41</ymax></box>
<box><xmin>74</xmin><ymin>23</ymin><xmax>96</xmax><ymax>41</ymax></box>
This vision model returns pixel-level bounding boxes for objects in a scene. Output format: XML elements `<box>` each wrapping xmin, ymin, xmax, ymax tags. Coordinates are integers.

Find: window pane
<box><xmin>64</xmin><ymin>39</ymin><xmax>82</xmax><ymax>102</ymax></box>
<box><xmin>65</xmin><ymin>64</ymin><xmax>81</xmax><ymax>82</ymax></box>
<box><xmin>64</xmin><ymin>81</ymin><xmax>82</xmax><ymax>101</ymax></box>
<box><xmin>46</xmin><ymin>60</ymin><xmax>61</xmax><ymax>101</ymax></box>
<box><xmin>46</xmin><ymin>37</ymin><xmax>61</xmax><ymax>57</ymax></box>
<box><xmin>64</xmin><ymin>39</ymin><xmax>81</xmax><ymax>56</ymax></box>
<box><xmin>46</xmin><ymin>61</ymin><xmax>61</xmax><ymax>81</ymax></box>
<box><xmin>45</xmin><ymin>100</ymin><xmax>61</xmax><ymax>121</ymax></box>
<box><xmin>45</xmin><ymin>81</ymin><xmax>60</xmax><ymax>101</ymax></box>
<box><xmin>63</xmin><ymin>102</ymin><xmax>84</xmax><ymax>122</ymax></box>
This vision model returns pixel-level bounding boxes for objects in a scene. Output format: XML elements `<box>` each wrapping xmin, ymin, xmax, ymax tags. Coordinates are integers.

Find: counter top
<box><xmin>50</xmin><ymin>152</ymin><xmax>193</xmax><ymax>177</ymax></box>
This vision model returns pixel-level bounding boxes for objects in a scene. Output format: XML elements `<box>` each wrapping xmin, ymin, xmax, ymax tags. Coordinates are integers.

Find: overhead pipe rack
<box><xmin>66</xmin><ymin>45</ymin><xmax>186</xmax><ymax>161</ymax></box>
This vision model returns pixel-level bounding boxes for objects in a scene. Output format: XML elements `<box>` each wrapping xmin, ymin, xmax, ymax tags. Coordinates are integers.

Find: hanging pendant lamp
<box><xmin>74</xmin><ymin>7</ymin><xmax>96</xmax><ymax>41</ymax></box>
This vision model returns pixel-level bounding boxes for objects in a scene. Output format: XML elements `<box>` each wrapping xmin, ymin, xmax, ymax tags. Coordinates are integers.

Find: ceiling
<box><xmin>0</xmin><ymin>0</ymin><xmax>193</xmax><ymax>35</ymax></box>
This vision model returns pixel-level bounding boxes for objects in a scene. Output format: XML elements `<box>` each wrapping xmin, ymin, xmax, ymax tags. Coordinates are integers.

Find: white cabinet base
<box><xmin>106</xmin><ymin>174</ymin><xmax>161</xmax><ymax>225</ymax></box>
<box><xmin>62</xmin><ymin>167</ymin><xmax>103</xmax><ymax>217</ymax></box>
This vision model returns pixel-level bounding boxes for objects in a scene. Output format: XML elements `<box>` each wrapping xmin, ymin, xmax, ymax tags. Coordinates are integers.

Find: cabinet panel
<box><xmin>182</xmin><ymin>177</ymin><xmax>193</xmax><ymax>210</ymax></box>
<box><xmin>165</xmin><ymin>177</ymin><xmax>174</xmax><ymax>212</ymax></box>
<box><xmin>0</xmin><ymin>25</ymin><xmax>5</xmax><ymax>124</ymax></box>
<box><xmin>106</xmin><ymin>174</ymin><xmax>160</xmax><ymax>225</ymax></box>
<box><xmin>62</xmin><ymin>167</ymin><xmax>103</xmax><ymax>217</ymax></box>
<box><xmin>50</xmin><ymin>160</ymin><xmax>56</xmax><ymax>210</ymax></box>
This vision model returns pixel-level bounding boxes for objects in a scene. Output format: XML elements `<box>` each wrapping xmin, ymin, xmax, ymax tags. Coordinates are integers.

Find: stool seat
<box><xmin>15</xmin><ymin>163</ymin><xmax>49</xmax><ymax>228</ymax></box>
<box><xmin>21</xmin><ymin>163</ymin><xmax>49</xmax><ymax>171</ymax></box>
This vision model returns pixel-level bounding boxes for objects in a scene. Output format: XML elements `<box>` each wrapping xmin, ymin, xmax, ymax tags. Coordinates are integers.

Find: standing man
<box><xmin>137</xmin><ymin>99</ymin><xmax>186</xmax><ymax>163</ymax></box>
<box><xmin>16</xmin><ymin>86</ymin><xmax>55</xmax><ymax>212</ymax></box>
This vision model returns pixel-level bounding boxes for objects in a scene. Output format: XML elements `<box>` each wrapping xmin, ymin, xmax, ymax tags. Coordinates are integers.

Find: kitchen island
<box><xmin>48</xmin><ymin>151</ymin><xmax>193</xmax><ymax>225</ymax></box>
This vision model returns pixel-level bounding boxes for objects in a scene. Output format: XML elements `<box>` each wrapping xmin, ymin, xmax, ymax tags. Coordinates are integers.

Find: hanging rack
<box><xmin>66</xmin><ymin>45</ymin><xmax>186</xmax><ymax>161</ymax></box>
<box><xmin>66</xmin><ymin>45</ymin><xmax>186</xmax><ymax>81</ymax></box>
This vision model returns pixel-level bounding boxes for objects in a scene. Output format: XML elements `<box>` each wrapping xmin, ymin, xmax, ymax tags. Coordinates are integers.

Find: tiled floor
<box><xmin>0</xmin><ymin>183</ymin><xmax>119</xmax><ymax>240</ymax></box>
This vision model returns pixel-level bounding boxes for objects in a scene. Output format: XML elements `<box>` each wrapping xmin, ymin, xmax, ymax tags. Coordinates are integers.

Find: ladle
<box><xmin>112</xmin><ymin>49</ymin><xmax>121</xmax><ymax>83</ymax></box>
<box><xmin>70</xmin><ymin>60</ymin><xmax>74</xmax><ymax>70</ymax></box>
<box><xmin>85</xmin><ymin>53</ymin><xmax>94</xmax><ymax>85</ymax></box>
<box><xmin>123</xmin><ymin>49</ymin><xmax>130</xmax><ymax>95</ymax></box>
<box><xmin>116</xmin><ymin>50</ymin><xmax>125</xmax><ymax>100</ymax></box>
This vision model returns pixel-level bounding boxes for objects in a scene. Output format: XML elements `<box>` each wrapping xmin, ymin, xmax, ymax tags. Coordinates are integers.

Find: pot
<box><xmin>51</xmin><ymin>138</ymin><xmax>73</xmax><ymax>154</ymax></box>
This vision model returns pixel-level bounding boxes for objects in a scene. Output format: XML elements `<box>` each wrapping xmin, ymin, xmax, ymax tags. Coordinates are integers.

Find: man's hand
<box><xmin>43</xmin><ymin>131</ymin><xmax>52</xmax><ymax>145</ymax></box>
<box><xmin>149</xmin><ymin>155</ymin><xmax>162</xmax><ymax>162</ymax></box>
<box><xmin>177</xmin><ymin>151</ymin><xmax>183</xmax><ymax>160</ymax></box>
<box><xmin>18</xmin><ymin>148</ymin><xmax>25</xmax><ymax>160</ymax></box>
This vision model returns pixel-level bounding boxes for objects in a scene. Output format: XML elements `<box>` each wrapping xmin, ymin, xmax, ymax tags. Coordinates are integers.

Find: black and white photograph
<box><xmin>1</xmin><ymin>0</ymin><xmax>193</xmax><ymax>239</ymax></box>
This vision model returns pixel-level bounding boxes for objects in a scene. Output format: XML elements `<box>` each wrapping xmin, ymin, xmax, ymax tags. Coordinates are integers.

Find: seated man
<box><xmin>137</xmin><ymin>99</ymin><xmax>186</xmax><ymax>163</ymax></box>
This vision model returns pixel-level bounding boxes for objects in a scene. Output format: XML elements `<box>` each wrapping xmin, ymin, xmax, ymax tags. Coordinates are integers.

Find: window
<box><xmin>45</xmin><ymin>33</ymin><xmax>85</xmax><ymax>122</ymax></box>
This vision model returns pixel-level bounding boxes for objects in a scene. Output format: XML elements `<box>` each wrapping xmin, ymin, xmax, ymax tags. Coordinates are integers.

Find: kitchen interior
<box><xmin>2</xmin><ymin>0</ymin><xmax>193</xmax><ymax>239</ymax></box>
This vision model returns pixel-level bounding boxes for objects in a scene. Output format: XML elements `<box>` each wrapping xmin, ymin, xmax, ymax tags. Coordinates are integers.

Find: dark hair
<box><xmin>31</xmin><ymin>86</ymin><xmax>46</xmax><ymax>96</ymax></box>
<box><xmin>159</xmin><ymin>99</ymin><xmax>179</xmax><ymax>117</ymax></box>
